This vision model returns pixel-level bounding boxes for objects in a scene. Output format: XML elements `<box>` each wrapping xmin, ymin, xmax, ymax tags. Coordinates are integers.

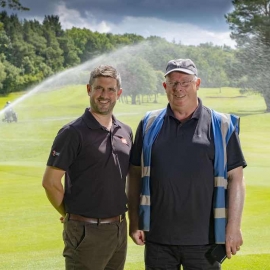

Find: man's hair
<box><xmin>89</xmin><ymin>65</ymin><xmax>121</xmax><ymax>88</ymax></box>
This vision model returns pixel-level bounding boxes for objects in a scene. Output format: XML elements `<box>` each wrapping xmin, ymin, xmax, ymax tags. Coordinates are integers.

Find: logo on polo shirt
<box><xmin>121</xmin><ymin>137</ymin><xmax>128</xmax><ymax>145</ymax></box>
<box><xmin>52</xmin><ymin>150</ymin><xmax>60</xmax><ymax>157</ymax></box>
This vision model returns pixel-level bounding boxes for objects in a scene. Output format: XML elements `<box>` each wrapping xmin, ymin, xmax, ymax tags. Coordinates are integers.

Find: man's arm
<box><xmin>42</xmin><ymin>166</ymin><xmax>66</xmax><ymax>217</ymax></box>
<box><xmin>225</xmin><ymin>166</ymin><xmax>246</xmax><ymax>258</ymax></box>
<box><xmin>127</xmin><ymin>164</ymin><xmax>145</xmax><ymax>245</ymax></box>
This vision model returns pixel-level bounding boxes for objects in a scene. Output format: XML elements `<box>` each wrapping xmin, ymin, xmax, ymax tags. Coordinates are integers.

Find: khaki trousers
<box><xmin>63</xmin><ymin>217</ymin><xmax>127</xmax><ymax>270</ymax></box>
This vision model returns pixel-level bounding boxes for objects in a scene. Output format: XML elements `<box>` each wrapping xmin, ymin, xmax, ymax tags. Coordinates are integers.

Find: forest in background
<box><xmin>0</xmin><ymin>12</ymin><xmax>236</xmax><ymax>97</ymax></box>
<box><xmin>1</xmin><ymin>0</ymin><xmax>270</xmax><ymax>110</ymax></box>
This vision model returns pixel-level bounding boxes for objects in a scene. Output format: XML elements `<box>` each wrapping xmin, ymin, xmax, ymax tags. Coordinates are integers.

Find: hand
<box><xmin>130</xmin><ymin>230</ymin><xmax>145</xmax><ymax>245</ymax></box>
<box><xmin>225</xmin><ymin>226</ymin><xmax>243</xmax><ymax>259</ymax></box>
<box><xmin>60</xmin><ymin>216</ymin><xmax>65</xmax><ymax>223</ymax></box>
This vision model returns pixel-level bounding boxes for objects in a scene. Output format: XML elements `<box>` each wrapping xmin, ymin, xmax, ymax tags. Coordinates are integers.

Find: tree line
<box><xmin>0</xmin><ymin>12</ymin><xmax>235</xmax><ymax>96</ymax></box>
<box><xmin>1</xmin><ymin>0</ymin><xmax>270</xmax><ymax>111</ymax></box>
<box><xmin>0</xmin><ymin>12</ymin><xmax>146</xmax><ymax>95</ymax></box>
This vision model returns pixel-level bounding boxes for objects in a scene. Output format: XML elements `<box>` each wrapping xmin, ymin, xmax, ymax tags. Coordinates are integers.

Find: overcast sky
<box><xmin>12</xmin><ymin>0</ymin><xmax>235</xmax><ymax>47</ymax></box>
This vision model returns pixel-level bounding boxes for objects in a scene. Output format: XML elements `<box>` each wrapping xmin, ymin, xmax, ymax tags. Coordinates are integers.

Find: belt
<box><xmin>68</xmin><ymin>213</ymin><xmax>125</xmax><ymax>224</ymax></box>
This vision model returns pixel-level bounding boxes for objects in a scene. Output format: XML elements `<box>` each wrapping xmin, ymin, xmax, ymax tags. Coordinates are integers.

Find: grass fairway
<box><xmin>0</xmin><ymin>86</ymin><xmax>269</xmax><ymax>269</ymax></box>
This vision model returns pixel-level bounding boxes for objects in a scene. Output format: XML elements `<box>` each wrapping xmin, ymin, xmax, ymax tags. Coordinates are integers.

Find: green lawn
<box><xmin>0</xmin><ymin>86</ymin><xmax>269</xmax><ymax>269</ymax></box>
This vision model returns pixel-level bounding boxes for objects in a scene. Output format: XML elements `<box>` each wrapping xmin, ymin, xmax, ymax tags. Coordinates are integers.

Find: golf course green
<box><xmin>0</xmin><ymin>86</ymin><xmax>269</xmax><ymax>269</ymax></box>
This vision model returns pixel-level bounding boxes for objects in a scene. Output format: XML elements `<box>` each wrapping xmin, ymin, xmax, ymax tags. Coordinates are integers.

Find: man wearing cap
<box><xmin>128</xmin><ymin>59</ymin><xmax>246</xmax><ymax>269</ymax></box>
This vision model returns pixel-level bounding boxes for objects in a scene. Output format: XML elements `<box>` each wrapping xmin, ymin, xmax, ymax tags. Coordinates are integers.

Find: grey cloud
<box><xmin>19</xmin><ymin>0</ymin><xmax>58</xmax><ymax>16</ymax></box>
<box><xmin>18</xmin><ymin>0</ymin><xmax>233</xmax><ymax>31</ymax></box>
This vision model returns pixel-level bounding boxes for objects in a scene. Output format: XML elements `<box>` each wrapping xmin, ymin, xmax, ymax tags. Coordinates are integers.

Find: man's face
<box><xmin>163</xmin><ymin>72</ymin><xmax>200</xmax><ymax>110</ymax></box>
<box><xmin>87</xmin><ymin>77</ymin><xmax>122</xmax><ymax>115</ymax></box>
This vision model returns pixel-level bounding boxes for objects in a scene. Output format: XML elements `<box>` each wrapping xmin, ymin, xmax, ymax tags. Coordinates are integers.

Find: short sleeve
<box><xmin>227</xmin><ymin>130</ymin><xmax>247</xmax><ymax>171</ymax></box>
<box><xmin>130</xmin><ymin>120</ymin><xmax>144</xmax><ymax>166</ymax></box>
<box><xmin>47</xmin><ymin>125</ymin><xmax>81</xmax><ymax>171</ymax></box>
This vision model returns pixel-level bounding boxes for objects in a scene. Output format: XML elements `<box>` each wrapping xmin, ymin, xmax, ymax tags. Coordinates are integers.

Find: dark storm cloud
<box><xmin>19</xmin><ymin>0</ymin><xmax>233</xmax><ymax>31</ymax></box>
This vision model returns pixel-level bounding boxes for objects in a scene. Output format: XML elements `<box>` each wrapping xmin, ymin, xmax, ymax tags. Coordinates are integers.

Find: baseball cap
<box><xmin>164</xmin><ymin>59</ymin><xmax>198</xmax><ymax>77</ymax></box>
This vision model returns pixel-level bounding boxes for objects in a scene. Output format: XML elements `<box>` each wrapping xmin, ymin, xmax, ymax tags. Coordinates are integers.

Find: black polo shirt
<box><xmin>47</xmin><ymin>108</ymin><xmax>133</xmax><ymax>218</ymax></box>
<box><xmin>130</xmin><ymin>99</ymin><xmax>247</xmax><ymax>245</ymax></box>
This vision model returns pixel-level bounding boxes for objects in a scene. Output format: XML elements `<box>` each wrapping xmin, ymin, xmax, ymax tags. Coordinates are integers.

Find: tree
<box><xmin>0</xmin><ymin>59</ymin><xmax>21</xmax><ymax>94</ymax></box>
<box><xmin>226</xmin><ymin>0</ymin><xmax>270</xmax><ymax>111</ymax></box>
<box><xmin>0</xmin><ymin>26</ymin><xmax>12</xmax><ymax>57</ymax></box>
<box><xmin>0</xmin><ymin>55</ymin><xmax>7</xmax><ymax>90</ymax></box>
<box><xmin>0</xmin><ymin>0</ymin><xmax>29</xmax><ymax>11</ymax></box>
<box><xmin>116</xmin><ymin>55</ymin><xmax>157</xmax><ymax>104</ymax></box>
<box><xmin>58</xmin><ymin>35</ymin><xmax>80</xmax><ymax>67</ymax></box>
<box><xmin>154</xmin><ymin>70</ymin><xmax>165</xmax><ymax>103</ymax></box>
<box><xmin>43</xmin><ymin>15</ymin><xmax>64</xmax><ymax>37</ymax></box>
<box><xmin>42</xmin><ymin>18</ymin><xmax>64</xmax><ymax>72</ymax></box>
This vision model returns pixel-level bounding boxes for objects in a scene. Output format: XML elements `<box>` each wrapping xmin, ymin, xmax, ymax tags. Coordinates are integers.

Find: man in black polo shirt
<box><xmin>128</xmin><ymin>59</ymin><xmax>246</xmax><ymax>269</ymax></box>
<box><xmin>42</xmin><ymin>65</ymin><xmax>133</xmax><ymax>270</ymax></box>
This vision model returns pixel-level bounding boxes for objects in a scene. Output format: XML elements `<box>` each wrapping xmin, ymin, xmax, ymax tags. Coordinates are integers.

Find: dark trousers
<box><xmin>145</xmin><ymin>242</ymin><xmax>221</xmax><ymax>270</ymax></box>
<box><xmin>63</xmin><ymin>218</ymin><xmax>127</xmax><ymax>270</ymax></box>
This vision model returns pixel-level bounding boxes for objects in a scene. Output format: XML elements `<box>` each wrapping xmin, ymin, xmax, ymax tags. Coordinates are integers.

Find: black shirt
<box><xmin>130</xmin><ymin>99</ymin><xmax>247</xmax><ymax>245</ymax></box>
<box><xmin>47</xmin><ymin>108</ymin><xmax>133</xmax><ymax>218</ymax></box>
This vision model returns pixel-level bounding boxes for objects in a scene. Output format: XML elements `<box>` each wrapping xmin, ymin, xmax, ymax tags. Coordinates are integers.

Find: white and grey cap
<box><xmin>164</xmin><ymin>59</ymin><xmax>198</xmax><ymax>77</ymax></box>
